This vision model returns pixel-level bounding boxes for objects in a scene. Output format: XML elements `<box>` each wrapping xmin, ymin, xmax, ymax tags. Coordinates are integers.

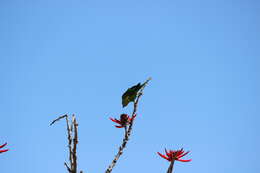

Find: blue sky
<box><xmin>0</xmin><ymin>0</ymin><xmax>259</xmax><ymax>173</ymax></box>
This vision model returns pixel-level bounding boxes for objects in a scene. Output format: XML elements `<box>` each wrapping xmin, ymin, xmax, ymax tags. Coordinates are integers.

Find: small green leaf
<box><xmin>122</xmin><ymin>83</ymin><xmax>143</xmax><ymax>107</ymax></box>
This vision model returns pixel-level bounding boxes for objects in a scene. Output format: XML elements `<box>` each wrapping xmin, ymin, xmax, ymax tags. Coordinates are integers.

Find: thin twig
<box><xmin>50</xmin><ymin>114</ymin><xmax>67</xmax><ymax>126</ymax></box>
<box><xmin>65</xmin><ymin>162</ymin><xmax>72</xmax><ymax>172</ymax></box>
<box><xmin>66</xmin><ymin>116</ymin><xmax>73</xmax><ymax>171</ymax></box>
<box><xmin>167</xmin><ymin>160</ymin><xmax>175</xmax><ymax>173</ymax></box>
<box><xmin>72</xmin><ymin>115</ymin><xmax>79</xmax><ymax>173</ymax></box>
<box><xmin>105</xmin><ymin>78</ymin><xmax>151</xmax><ymax>173</ymax></box>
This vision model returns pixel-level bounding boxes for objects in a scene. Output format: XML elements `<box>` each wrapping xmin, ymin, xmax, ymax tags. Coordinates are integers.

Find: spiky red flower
<box><xmin>157</xmin><ymin>148</ymin><xmax>191</xmax><ymax>162</ymax></box>
<box><xmin>0</xmin><ymin>143</ymin><xmax>9</xmax><ymax>154</ymax></box>
<box><xmin>110</xmin><ymin>114</ymin><xmax>137</xmax><ymax>128</ymax></box>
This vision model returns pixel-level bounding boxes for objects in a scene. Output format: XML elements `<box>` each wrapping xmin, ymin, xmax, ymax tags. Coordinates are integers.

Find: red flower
<box><xmin>0</xmin><ymin>143</ymin><xmax>9</xmax><ymax>154</ymax></box>
<box><xmin>158</xmin><ymin>148</ymin><xmax>191</xmax><ymax>162</ymax></box>
<box><xmin>110</xmin><ymin>114</ymin><xmax>137</xmax><ymax>128</ymax></box>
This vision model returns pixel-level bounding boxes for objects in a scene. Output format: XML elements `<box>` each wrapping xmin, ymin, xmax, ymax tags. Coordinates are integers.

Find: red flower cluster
<box><xmin>158</xmin><ymin>148</ymin><xmax>191</xmax><ymax>162</ymax></box>
<box><xmin>0</xmin><ymin>143</ymin><xmax>8</xmax><ymax>154</ymax></box>
<box><xmin>110</xmin><ymin>114</ymin><xmax>137</xmax><ymax>128</ymax></box>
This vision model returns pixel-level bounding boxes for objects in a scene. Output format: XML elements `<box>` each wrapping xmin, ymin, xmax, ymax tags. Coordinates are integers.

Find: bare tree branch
<box><xmin>51</xmin><ymin>114</ymin><xmax>82</xmax><ymax>173</ymax></box>
<box><xmin>72</xmin><ymin>115</ymin><xmax>79</xmax><ymax>173</ymax></box>
<box><xmin>66</xmin><ymin>115</ymin><xmax>73</xmax><ymax>171</ymax></box>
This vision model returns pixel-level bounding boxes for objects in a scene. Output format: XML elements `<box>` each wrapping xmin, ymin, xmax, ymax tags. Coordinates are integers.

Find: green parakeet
<box><xmin>122</xmin><ymin>82</ymin><xmax>144</xmax><ymax>107</ymax></box>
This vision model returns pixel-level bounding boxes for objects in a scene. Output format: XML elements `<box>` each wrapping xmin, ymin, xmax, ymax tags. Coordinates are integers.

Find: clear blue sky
<box><xmin>0</xmin><ymin>0</ymin><xmax>259</xmax><ymax>173</ymax></box>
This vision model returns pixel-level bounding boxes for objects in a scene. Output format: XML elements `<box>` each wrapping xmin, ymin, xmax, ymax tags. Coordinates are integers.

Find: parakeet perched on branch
<box><xmin>122</xmin><ymin>82</ymin><xmax>144</xmax><ymax>107</ymax></box>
